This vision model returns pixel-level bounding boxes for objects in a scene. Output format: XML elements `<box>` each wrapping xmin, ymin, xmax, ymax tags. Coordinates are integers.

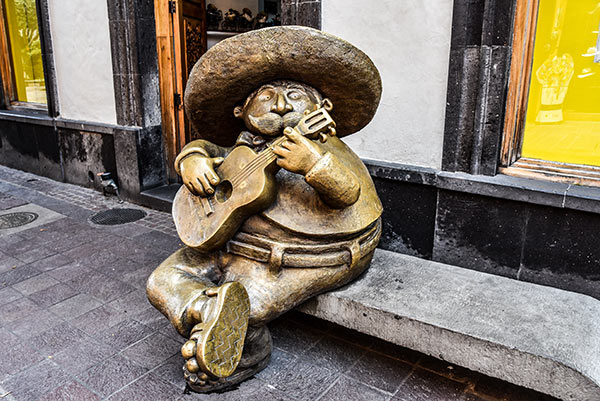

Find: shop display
<box><xmin>206</xmin><ymin>2</ymin><xmax>280</xmax><ymax>32</ymax></box>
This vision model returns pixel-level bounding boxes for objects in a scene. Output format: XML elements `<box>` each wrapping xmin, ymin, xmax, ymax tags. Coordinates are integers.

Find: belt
<box><xmin>225</xmin><ymin>219</ymin><xmax>381</xmax><ymax>274</ymax></box>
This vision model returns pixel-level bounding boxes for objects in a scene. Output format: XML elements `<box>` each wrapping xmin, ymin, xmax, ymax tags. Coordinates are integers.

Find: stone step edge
<box><xmin>296</xmin><ymin>249</ymin><xmax>600</xmax><ymax>401</ymax></box>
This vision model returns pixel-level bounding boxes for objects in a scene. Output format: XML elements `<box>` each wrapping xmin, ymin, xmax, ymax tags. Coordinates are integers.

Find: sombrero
<box><xmin>184</xmin><ymin>26</ymin><xmax>382</xmax><ymax>146</ymax></box>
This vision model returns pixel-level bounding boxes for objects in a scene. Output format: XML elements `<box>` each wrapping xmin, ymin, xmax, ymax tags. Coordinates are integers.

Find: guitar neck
<box><xmin>253</xmin><ymin>134</ymin><xmax>289</xmax><ymax>166</ymax></box>
<box><xmin>229</xmin><ymin>135</ymin><xmax>284</xmax><ymax>187</ymax></box>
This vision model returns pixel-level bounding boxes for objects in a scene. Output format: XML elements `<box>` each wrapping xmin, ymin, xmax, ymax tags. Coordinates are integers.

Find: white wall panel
<box><xmin>322</xmin><ymin>0</ymin><xmax>453</xmax><ymax>168</ymax></box>
<box><xmin>48</xmin><ymin>0</ymin><xmax>117</xmax><ymax>124</ymax></box>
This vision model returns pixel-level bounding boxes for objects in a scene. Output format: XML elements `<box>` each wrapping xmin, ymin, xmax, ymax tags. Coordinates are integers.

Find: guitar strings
<box><xmin>230</xmin><ymin>143</ymin><xmax>279</xmax><ymax>185</ymax></box>
<box><xmin>230</xmin><ymin>143</ymin><xmax>281</xmax><ymax>186</ymax></box>
<box><xmin>230</xmin><ymin>140</ymin><xmax>283</xmax><ymax>186</ymax></box>
<box><xmin>229</xmin><ymin>138</ymin><xmax>283</xmax><ymax>186</ymax></box>
<box><xmin>228</xmin><ymin>149</ymin><xmax>273</xmax><ymax>185</ymax></box>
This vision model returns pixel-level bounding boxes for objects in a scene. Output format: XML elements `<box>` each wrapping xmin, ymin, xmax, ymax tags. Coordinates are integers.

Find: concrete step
<box><xmin>297</xmin><ymin>249</ymin><xmax>600</xmax><ymax>401</ymax></box>
<box><xmin>139</xmin><ymin>184</ymin><xmax>179</xmax><ymax>212</ymax></box>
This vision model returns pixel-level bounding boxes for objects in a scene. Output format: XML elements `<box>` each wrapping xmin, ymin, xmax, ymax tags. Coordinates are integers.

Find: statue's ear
<box><xmin>233</xmin><ymin>105</ymin><xmax>243</xmax><ymax>119</ymax></box>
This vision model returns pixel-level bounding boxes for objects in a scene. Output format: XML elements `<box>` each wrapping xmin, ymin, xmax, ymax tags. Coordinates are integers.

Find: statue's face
<box><xmin>235</xmin><ymin>81</ymin><xmax>321</xmax><ymax>137</ymax></box>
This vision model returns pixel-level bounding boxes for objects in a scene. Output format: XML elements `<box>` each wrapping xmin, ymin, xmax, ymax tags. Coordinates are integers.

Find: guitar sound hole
<box><xmin>215</xmin><ymin>180</ymin><xmax>233</xmax><ymax>203</ymax></box>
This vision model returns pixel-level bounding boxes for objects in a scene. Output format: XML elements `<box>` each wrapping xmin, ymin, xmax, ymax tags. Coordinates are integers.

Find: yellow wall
<box><xmin>4</xmin><ymin>0</ymin><xmax>46</xmax><ymax>104</ymax></box>
<box><xmin>521</xmin><ymin>0</ymin><xmax>600</xmax><ymax>166</ymax></box>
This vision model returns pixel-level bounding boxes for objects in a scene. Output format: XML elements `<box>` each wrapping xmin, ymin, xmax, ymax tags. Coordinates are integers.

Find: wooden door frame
<box><xmin>500</xmin><ymin>0</ymin><xmax>540</xmax><ymax>167</ymax></box>
<box><xmin>155</xmin><ymin>0</ymin><xmax>186</xmax><ymax>183</ymax></box>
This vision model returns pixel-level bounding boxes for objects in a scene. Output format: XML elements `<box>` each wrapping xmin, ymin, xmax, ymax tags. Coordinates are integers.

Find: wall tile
<box><xmin>374</xmin><ymin>178</ymin><xmax>437</xmax><ymax>258</ymax></box>
<box><xmin>433</xmin><ymin>190</ymin><xmax>527</xmax><ymax>278</ymax></box>
<box><xmin>521</xmin><ymin>205</ymin><xmax>600</xmax><ymax>298</ymax></box>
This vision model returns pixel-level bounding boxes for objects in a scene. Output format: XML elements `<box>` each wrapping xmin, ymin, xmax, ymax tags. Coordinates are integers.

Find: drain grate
<box><xmin>90</xmin><ymin>208</ymin><xmax>146</xmax><ymax>225</ymax></box>
<box><xmin>0</xmin><ymin>212</ymin><xmax>39</xmax><ymax>229</ymax></box>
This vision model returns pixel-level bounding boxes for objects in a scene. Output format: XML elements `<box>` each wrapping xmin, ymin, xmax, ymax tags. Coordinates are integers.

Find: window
<box><xmin>501</xmin><ymin>0</ymin><xmax>600</xmax><ymax>186</ymax></box>
<box><xmin>0</xmin><ymin>0</ymin><xmax>47</xmax><ymax>108</ymax></box>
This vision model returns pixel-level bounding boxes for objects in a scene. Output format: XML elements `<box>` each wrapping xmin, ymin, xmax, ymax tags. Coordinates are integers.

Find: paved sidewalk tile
<box><xmin>0</xmin><ymin>286</ymin><xmax>22</xmax><ymax>306</ymax></box>
<box><xmin>392</xmin><ymin>368</ymin><xmax>467</xmax><ymax>401</ymax></box>
<box><xmin>269</xmin><ymin>358</ymin><xmax>340</xmax><ymax>401</ymax></box>
<box><xmin>95</xmin><ymin>319</ymin><xmax>154</xmax><ymax>350</ymax></box>
<box><xmin>8</xmin><ymin>308</ymin><xmax>64</xmax><ymax>339</ymax></box>
<box><xmin>347</xmin><ymin>349</ymin><xmax>414</xmax><ymax>394</ymax></box>
<box><xmin>76</xmin><ymin>354</ymin><xmax>148</xmax><ymax>398</ymax></box>
<box><xmin>0</xmin><ymin>203</ymin><xmax>65</xmax><ymax>236</ymax></box>
<box><xmin>320</xmin><ymin>375</ymin><xmax>390</xmax><ymax>401</ymax></box>
<box><xmin>12</xmin><ymin>272</ymin><xmax>60</xmax><ymax>295</ymax></box>
<box><xmin>71</xmin><ymin>304</ymin><xmax>130</xmax><ymax>336</ymax></box>
<box><xmin>2</xmin><ymin>360</ymin><xmax>71</xmax><ymax>400</ymax></box>
<box><xmin>38</xmin><ymin>381</ymin><xmax>100</xmax><ymax>401</ymax></box>
<box><xmin>48</xmin><ymin>293</ymin><xmax>103</xmax><ymax>320</ymax></box>
<box><xmin>121</xmin><ymin>332</ymin><xmax>181</xmax><ymax>369</ymax></box>
<box><xmin>107</xmin><ymin>372</ymin><xmax>182</xmax><ymax>401</ymax></box>
<box><xmin>29</xmin><ymin>282</ymin><xmax>79</xmax><ymax>308</ymax></box>
<box><xmin>52</xmin><ymin>338</ymin><xmax>116</xmax><ymax>376</ymax></box>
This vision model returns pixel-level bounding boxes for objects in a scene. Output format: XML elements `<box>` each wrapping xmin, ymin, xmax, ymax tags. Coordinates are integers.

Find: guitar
<box><xmin>173</xmin><ymin>107</ymin><xmax>337</xmax><ymax>252</ymax></box>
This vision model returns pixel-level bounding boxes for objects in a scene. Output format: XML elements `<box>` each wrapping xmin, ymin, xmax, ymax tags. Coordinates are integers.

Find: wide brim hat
<box><xmin>184</xmin><ymin>26</ymin><xmax>382</xmax><ymax>146</ymax></box>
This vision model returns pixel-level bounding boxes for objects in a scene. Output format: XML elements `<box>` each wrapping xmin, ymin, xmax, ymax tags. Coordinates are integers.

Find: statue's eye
<box><xmin>259</xmin><ymin>94</ymin><xmax>271</xmax><ymax>101</ymax></box>
<box><xmin>287</xmin><ymin>91</ymin><xmax>301</xmax><ymax>100</ymax></box>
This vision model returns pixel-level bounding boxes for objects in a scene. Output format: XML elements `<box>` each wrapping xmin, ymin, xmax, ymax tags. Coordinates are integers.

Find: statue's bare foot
<box><xmin>181</xmin><ymin>282</ymin><xmax>250</xmax><ymax>390</ymax></box>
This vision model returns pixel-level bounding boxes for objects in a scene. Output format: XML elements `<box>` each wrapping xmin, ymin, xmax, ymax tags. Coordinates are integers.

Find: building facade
<box><xmin>1</xmin><ymin>0</ymin><xmax>598</xmax><ymax>299</ymax></box>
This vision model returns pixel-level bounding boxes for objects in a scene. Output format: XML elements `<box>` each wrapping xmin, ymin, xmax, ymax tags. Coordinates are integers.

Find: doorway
<box><xmin>154</xmin><ymin>0</ymin><xmax>281</xmax><ymax>182</ymax></box>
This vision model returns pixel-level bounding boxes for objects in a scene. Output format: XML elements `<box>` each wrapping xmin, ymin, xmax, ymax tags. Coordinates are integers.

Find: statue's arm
<box><xmin>174</xmin><ymin>139</ymin><xmax>230</xmax><ymax>174</ymax></box>
<box><xmin>305</xmin><ymin>152</ymin><xmax>361</xmax><ymax>209</ymax></box>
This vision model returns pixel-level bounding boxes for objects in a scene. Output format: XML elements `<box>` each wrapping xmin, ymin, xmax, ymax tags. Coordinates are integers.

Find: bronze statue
<box><xmin>146</xmin><ymin>26</ymin><xmax>383</xmax><ymax>393</ymax></box>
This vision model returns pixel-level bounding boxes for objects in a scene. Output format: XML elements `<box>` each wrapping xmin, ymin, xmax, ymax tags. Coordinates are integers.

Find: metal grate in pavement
<box><xmin>89</xmin><ymin>208</ymin><xmax>146</xmax><ymax>225</ymax></box>
<box><xmin>0</xmin><ymin>211</ymin><xmax>38</xmax><ymax>229</ymax></box>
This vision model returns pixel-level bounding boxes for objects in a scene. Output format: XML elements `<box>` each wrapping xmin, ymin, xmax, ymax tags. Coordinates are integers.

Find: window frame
<box><xmin>0</xmin><ymin>0</ymin><xmax>57</xmax><ymax>115</ymax></box>
<box><xmin>499</xmin><ymin>0</ymin><xmax>600</xmax><ymax>187</ymax></box>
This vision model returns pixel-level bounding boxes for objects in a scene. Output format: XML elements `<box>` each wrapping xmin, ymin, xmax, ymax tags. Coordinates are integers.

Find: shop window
<box><xmin>206</xmin><ymin>1</ymin><xmax>281</xmax><ymax>49</ymax></box>
<box><xmin>0</xmin><ymin>0</ymin><xmax>46</xmax><ymax>108</ymax></box>
<box><xmin>501</xmin><ymin>0</ymin><xmax>600</xmax><ymax>185</ymax></box>
<box><xmin>206</xmin><ymin>1</ymin><xmax>280</xmax><ymax>33</ymax></box>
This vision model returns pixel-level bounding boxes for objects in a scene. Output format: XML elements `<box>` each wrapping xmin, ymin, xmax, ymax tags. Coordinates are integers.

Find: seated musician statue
<box><xmin>146</xmin><ymin>26</ymin><xmax>383</xmax><ymax>392</ymax></box>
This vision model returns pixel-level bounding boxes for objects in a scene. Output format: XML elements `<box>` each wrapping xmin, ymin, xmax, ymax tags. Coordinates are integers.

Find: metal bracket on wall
<box><xmin>169</xmin><ymin>1</ymin><xmax>176</xmax><ymax>14</ymax></box>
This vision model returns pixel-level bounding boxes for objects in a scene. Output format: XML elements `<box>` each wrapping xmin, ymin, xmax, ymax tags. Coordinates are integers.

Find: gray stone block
<box><xmin>298</xmin><ymin>249</ymin><xmax>600</xmax><ymax>401</ymax></box>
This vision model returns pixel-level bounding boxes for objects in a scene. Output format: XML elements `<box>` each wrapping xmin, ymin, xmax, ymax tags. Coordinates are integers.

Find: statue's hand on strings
<box><xmin>272</xmin><ymin>128</ymin><xmax>325</xmax><ymax>176</ymax></box>
<box><xmin>180</xmin><ymin>155</ymin><xmax>224</xmax><ymax>197</ymax></box>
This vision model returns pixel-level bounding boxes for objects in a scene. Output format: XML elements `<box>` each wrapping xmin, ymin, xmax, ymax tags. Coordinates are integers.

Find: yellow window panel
<box><xmin>4</xmin><ymin>0</ymin><xmax>46</xmax><ymax>104</ymax></box>
<box><xmin>521</xmin><ymin>0</ymin><xmax>600</xmax><ymax>167</ymax></box>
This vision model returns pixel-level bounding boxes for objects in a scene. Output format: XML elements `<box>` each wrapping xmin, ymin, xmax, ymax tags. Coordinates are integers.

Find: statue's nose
<box><xmin>271</xmin><ymin>94</ymin><xmax>293</xmax><ymax>115</ymax></box>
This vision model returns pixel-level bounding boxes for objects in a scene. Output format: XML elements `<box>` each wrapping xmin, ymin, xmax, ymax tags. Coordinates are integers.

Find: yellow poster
<box><xmin>521</xmin><ymin>0</ymin><xmax>600</xmax><ymax>166</ymax></box>
<box><xmin>4</xmin><ymin>0</ymin><xmax>46</xmax><ymax>104</ymax></box>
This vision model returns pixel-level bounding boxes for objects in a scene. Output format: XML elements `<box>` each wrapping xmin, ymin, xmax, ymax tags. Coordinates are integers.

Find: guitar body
<box><xmin>173</xmin><ymin>145</ymin><xmax>278</xmax><ymax>253</ymax></box>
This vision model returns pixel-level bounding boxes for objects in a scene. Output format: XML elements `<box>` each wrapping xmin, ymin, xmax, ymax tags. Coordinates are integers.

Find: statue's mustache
<box><xmin>248</xmin><ymin>112</ymin><xmax>303</xmax><ymax>136</ymax></box>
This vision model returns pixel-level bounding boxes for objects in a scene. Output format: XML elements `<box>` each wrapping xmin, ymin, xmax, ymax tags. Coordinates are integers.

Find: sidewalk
<box><xmin>0</xmin><ymin>165</ymin><xmax>557</xmax><ymax>401</ymax></box>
